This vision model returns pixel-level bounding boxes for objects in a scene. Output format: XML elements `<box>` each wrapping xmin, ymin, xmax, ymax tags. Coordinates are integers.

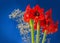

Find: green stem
<box><xmin>36</xmin><ymin>21</ymin><xmax>40</xmax><ymax>43</ymax></box>
<box><xmin>30</xmin><ymin>19</ymin><xmax>34</xmax><ymax>43</ymax></box>
<box><xmin>42</xmin><ymin>30</ymin><xmax>47</xmax><ymax>43</ymax></box>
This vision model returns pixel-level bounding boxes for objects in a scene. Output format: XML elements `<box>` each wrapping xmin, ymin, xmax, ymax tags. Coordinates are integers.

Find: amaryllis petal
<box><xmin>25</xmin><ymin>5</ymin><xmax>31</xmax><ymax>12</ymax></box>
<box><xmin>39</xmin><ymin>13</ymin><xmax>45</xmax><ymax>20</ymax></box>
<box><xmin>33</xmin><ymin>5</ymin><xmax>40</xmax><ymax>11</ymax></box>
<box><xmin>33</xmin><ymin>5</ymin><xmax>44</xmax><ymax>13</ymax></box>
<box><xmin>24</xmin><ymin>15</ymin><xmax>30</xmax><ymax>22</ymax></box>
<box><xmin>39</xmin><ymin>8</ymin><xmax>44</xmax><ymax>13</ymax></box>
<box><xmin>45</xmin><ymin>8</ymin><xmax>52</xmax><ymax>21</ymax></box>
<box><xmin>45</xmin><ymin>8</ymin><xmax>52</xmax><ymax>16</ymax></box>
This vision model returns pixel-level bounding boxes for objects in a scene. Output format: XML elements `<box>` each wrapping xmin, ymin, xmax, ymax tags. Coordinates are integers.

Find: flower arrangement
<box><xmin>9</xmin><ymin>5</ymin><xmax>59</xmax><ymax>43</ymax></box>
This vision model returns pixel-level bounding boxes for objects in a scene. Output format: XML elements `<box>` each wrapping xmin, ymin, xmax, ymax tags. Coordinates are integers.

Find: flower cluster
<box><xmin>24</xmin><ymin>5</ymin><xmax>58</xmax><ymax>34</ymax></box>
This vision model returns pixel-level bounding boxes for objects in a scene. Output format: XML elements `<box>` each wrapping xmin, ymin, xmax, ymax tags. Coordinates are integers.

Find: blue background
<box><xmin>0</xmin><ymin>0</ymin><xmax>60</xmax><ymax>43</ymax></box>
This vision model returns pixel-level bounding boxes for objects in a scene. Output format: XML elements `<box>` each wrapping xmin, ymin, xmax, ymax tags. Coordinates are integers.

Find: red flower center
<box><xmin>34</xmin><ymin>11</ymin><xmax>40</xmax><ymax>17</ymax></box>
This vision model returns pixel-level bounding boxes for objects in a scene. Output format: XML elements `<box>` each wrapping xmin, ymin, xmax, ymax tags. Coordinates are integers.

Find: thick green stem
<box><xmin>30</xmin><ymin>19</ymin><xmax>34</xmax><ymax>43</ymax></box>
<box><xmin>36</xmin><ymin>21</ymin><xmax>40</xmax><ymax>43</ymax></box>
<box><xmin>42</xmin><ymin>30</ymin><xmax>47</xmax><ymax>43</ymax></box>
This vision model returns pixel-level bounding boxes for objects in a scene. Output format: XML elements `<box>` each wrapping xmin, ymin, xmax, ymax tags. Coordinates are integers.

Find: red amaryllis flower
<box><xmin>24</xmin><ymin>5</ymin><xmax>45</xmax><ymax>30</ymax></box>
<box><xmin>42</xmin><ymin>20</ymin><xmax>58</xmax><ymax>34</ymax></box>
<box><xmin>24</xmin><ymin>5</ymin><xmax>45</xmax><ymax>23</ymax></box>
<box><xmin>42</xmin><ymin>9</ymin><xmax>58</xmax><ymax>34</ymax></box>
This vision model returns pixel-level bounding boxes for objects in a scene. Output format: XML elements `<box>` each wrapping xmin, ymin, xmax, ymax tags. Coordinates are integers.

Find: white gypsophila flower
<box><xmin>9</xmin><ymin>9</ymin><xmax>31</xmax><ymax>43</ymax></box>
<box><xmin>9</xmin><ymin>9</ymin><xmax>30</xmax><ymax>33</ymax></box>
<box><xmin>9</xmin><ymin>9</ymin><xmax>21</xmax><ymax>19</ymax></box>
<box><xmin>17</xmin><ymin>23</ymin><xmax>30</xmax><ymax>35</ymax></box>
